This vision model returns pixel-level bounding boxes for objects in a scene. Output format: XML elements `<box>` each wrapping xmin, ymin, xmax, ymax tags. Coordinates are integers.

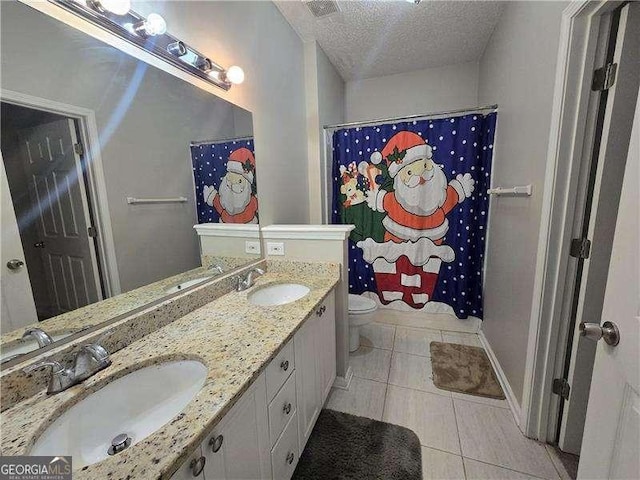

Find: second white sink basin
<box><xmin>248</xmin><ymin>283</ymin><xmax>310</xmax><ymax>306</ymax></box>
<box><xmin>30</xmin><ymin>360</ymin><xmax>207</xmax><ymax>469</ymax></box>
<box><xmin>165</xmin><ymin>276</ymin><xmax>212</xmax><ymax>294</ymax></box>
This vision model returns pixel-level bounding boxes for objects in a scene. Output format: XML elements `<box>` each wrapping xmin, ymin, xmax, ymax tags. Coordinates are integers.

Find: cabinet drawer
<box><xmin>271</xmin><ymin>413</ymin><xmax>299</xmax><ymax>480</ymax></box>
<box><xmin>268</xmin><ymin>371</ymin><xmax>297</xmax><ymax>446</ymax></box>
<box><xmin>266</xmin><ymin>340</ymin><xmax>295</xmax><ymax>401</ymax></box>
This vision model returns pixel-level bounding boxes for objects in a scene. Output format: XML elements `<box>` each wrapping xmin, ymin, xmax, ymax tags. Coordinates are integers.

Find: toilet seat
<box><xmin>348</xmin><ymin>294</ymin><xmax>377</xmax><ymax>315</ymax></box>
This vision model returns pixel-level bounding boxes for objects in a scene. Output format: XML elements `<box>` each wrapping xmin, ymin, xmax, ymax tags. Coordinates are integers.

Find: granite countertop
<box><xmin>0</xmin><ymin>266</ymin><xmax>340</xmax><ymax>479</ymax></box>
<box><xmin>0</xmin><ymin>265</ymin><xmax>224</xmax><ymax>350</ymax></box>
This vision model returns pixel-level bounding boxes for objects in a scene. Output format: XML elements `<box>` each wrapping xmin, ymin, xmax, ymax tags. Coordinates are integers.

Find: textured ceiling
<box><xmin>274</xmin><ymin>1</ymin><xmax>505</xmax><ymax>81</ymax></box>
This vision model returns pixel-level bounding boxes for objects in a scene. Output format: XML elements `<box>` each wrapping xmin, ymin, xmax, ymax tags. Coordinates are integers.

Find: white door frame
<box><xmin>520</xmin><ymin>0</ymin><xmax>625</xmax><ymax>441</ymax></box>
<box><xmin>1</xmin><ymin>89</ymin><xmax>121</xmax><ymax>297</ymax></box>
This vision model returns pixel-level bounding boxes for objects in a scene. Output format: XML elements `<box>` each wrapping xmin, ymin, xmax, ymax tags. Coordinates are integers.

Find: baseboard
<box><xmin>478</xmin><ymin>330</ymin><xmax>523</xmax><ymax>427</ymax></box>
<box><xmin>332</xmin><ymin>366</ymin><xmax>353</xmax><ymax>390</ymax></box>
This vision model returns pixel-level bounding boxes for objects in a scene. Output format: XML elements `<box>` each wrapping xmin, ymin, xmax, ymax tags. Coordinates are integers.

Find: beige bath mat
<box><xmin>430</xmin><ymin>342</ymin><xmax>505</xmax><ymax>399</ymax></box>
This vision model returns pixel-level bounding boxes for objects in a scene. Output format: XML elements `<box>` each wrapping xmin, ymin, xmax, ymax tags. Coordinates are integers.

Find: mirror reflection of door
<box><xmin>1</xmin><ymin>102</ymin><xmax>104</xmax><ymax>326</ymax></box>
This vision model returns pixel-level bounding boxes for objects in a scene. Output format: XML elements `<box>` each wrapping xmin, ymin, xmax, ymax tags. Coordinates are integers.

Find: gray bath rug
<box><xmin>430</xmin><ymin>341</ymin><xmax>505</xmax><ymax>399</ymax></box>
<box><xmin>292</xmin><ymin>409</ymin><xmax>422</xmax><ymax>480</ymax></box>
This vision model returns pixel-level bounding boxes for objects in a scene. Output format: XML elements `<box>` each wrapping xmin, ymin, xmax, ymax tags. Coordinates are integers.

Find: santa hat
<box><xmin>227</xmin><ymin>147</ymin><xmax>255</xmax><ymax>184</ymax></box>
<box><xmin>370</xmin><ymin>131</ymin><xmax>432</xmax><ymax>178</ymax></box>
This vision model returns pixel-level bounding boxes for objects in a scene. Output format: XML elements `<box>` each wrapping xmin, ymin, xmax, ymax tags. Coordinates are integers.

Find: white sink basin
<box><xmin>0</xmin><ymin>333</ymin><xmax>70</xmax><ymax>362</ymax></box>
<box><xmin>30</xmin><ymin>360</ymin><xmax>207</xmax><ymax>469</ymax></box>
<box><xmin>165</xmin><ymin>276</ymin><xmax>212</xmax><ymax>294</ymax></box>
<box><xmin>248</xmin><ymin>283</ymin><xmax>310</xmax><ymax>306</ymax></box>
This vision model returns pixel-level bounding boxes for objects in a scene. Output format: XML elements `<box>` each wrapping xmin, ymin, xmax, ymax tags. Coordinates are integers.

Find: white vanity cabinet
<box><xmin>294</xmin><ymin>291</ymin><xmax>336</xmax><ymax>452</ymax></box>
<box><xmin>171</xmin><ymin>289</ymin><xmax>336</xmax><ymax>480</ymax></box>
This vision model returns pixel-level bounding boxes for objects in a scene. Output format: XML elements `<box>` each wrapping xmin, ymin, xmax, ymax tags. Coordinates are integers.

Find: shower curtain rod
<box><xmin>323</xmin><ymin>104</ymin><xmax>498</xmax><ymax>130</ymax></box>
<box><xmin>190</xmin><ymin>134</ymin><xmax>254</xmax><ymax>146</ymax></box>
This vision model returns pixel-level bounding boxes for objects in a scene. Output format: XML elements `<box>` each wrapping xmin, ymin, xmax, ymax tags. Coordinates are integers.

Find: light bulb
<box><xmin>97</xmin><ymin>0</ymin><xmax>130</xmax><ymax>15</ymax></box>
<box><xmin>143</xmin><ymin>13</ymin><xmax>167</xmax><ymax>36</ymax></box>
<box><xmin>226</xmin><ymin>66</ymin><xmax>245</xmax><ymax>85</ymax></box>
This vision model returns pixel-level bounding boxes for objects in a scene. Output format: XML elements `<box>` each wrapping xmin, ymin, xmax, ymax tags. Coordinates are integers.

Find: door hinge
<box><xmin>570</xmin><ymin>238</ymin><xmax>591</xmax><ymax>259</ymax></box>
<box><xmin>592</xmin><ymin>62</ymin><xmax>617</xmax><ymax>91</ymax></box>
<box><xmin>552</xmin><ymin>378</ymin><xmax>571</xmax><ymax>400</ymax></box>
<box><xmin>87</xmin><ymin>226</ymin><xmax>97</xmax><ymax>237</ymax></box>
<box><xmin>74</xmin><ymin>142</ymin><xmax>84</xmax><ymax>156</ymax></box>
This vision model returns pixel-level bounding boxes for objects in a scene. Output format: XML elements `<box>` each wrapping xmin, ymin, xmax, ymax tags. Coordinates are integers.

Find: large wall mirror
<box><xmin>0</xmin><ymin>1</ymin><xmax>261</xmax><ymax>365</ymax></box>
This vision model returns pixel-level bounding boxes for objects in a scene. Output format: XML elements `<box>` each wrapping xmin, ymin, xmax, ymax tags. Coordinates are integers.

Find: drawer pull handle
<box><xmin>286</xmin><ymin>451</ymin><xmax>295</xmax><ymax>465</ymax></box>
<box><xmin>280</xmin><ymin>360</ymin><xmax>289</xmax><ymax>371</ymax></box>
<box><xmin>283</xmin><ymin>402</ymin><xmax>292</xmax><ymax>415</ymax></box>
<box><xmin>316</xmin><ymin>305</ymin><xmax>327</xmax><ymax>316</ymax></box>
<box><xmin>209</xmin><ymin>434</ymin><xmax>224</xmax><ymax>453</ymax></box>
<box><xmin>190</xmin><ymin>456</ymin><xmax>206</xmax><ymax>477</ymax></box>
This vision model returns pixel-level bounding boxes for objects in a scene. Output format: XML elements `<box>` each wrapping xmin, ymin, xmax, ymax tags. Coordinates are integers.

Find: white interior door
<box><xmin>559</xmin><ymin>2</ymin><xmax>640</xmax><ymax>454</ymax></box>
<box><xmin>0</xmin><ymin>155</ymin><xmax>38</xmax><ymax>332</ymax></box>
<box><xmin>15</xmin><ymin>117</ymin><xmax>102</xmax><ymax>316</ymax></box>
<box><xmin>577</xmin><ymin>78</ymin><xmax>640</xmax><ymax>480</ymax></box>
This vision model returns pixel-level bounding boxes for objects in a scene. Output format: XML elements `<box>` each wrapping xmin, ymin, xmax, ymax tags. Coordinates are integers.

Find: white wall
<box><xmin>304</xmin><ymin>42</ymin><xmax>345</xmax><ymax>223</ymax></box>
<box><xmin>345</xmin><ymin>61</ymin><xmax>479</xmax><ymax>123</ymax></box>
<box><xmin>1</xmin><ymin>2</ymin><xmax>246</xmax><ymax>292</ymax></box>
<box><xmin>478</xmin><ymin>1</ymin><xmax>568</xmax><ymax>404</ymax></box>
<box><xmin>134</xmin><ymin>1</ymin><xmax>309</xmax><ymax>227</ymax></box>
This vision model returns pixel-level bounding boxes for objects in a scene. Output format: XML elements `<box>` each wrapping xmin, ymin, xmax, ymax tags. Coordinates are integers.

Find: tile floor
<box><xmin>326</xmin><ymin>322</ymin><xmax>573</xmax><ymax>480</ymax></box>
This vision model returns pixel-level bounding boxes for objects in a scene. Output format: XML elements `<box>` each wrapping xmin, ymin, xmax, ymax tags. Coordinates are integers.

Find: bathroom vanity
<box><xmin>0</xmin><ymin>263</ymin><xmax>339</xmax><ymax>480</ymax></box>
<box><xmin>172</xmin><ymin>288</ymin><xmax>336</xmax><ymax>480</ymax></box>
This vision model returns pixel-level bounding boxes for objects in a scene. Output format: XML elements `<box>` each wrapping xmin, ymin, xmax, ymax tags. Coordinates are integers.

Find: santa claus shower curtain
<box><xmin>331</xmin><ymin>112</ymin><xmax>496</xmax><ymax>319</ymax></box>
<box><xmin>191</xmin><ymin>137</ymin><xmax>258</xmax><ymax>224</ymax></box>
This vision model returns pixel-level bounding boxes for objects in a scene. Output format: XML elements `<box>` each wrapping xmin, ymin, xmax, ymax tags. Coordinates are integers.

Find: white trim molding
<box><xmin>521</xmin><ymin>0</ymin><xmax>621</xmax><ymax>441</ymax></box>
<box><xmin>261</xmin><ymin>224</ymin><xmax>355</xmax><ymax>241</ymax></box>
<box><xmin>478</xmin><ymin>330</ymin><xmax>522</xmax><ymax>426</ymax></box>
<box><xmin>332</xmin><ymin>366</ymin><xmax>354</xmax><ymax>391</ymax></box>
<box><xmin>194</xmin><ymin>223</ymin><xmax>260</xmax><ymax>238</ymax></box>
<box><xmin>0</xmin><ymin>88</ymin><xmax>121</xmax><ymax>297</ymax></box>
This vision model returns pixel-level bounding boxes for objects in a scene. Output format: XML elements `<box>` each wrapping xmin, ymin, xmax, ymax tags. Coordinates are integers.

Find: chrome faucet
<box><xmin>236</xmin><ymin>267</ymin><xmax>265</xmax><ymax>291</ymax></box>
<box><xmin>23</xmin><ymin>359</ymin><xmax>75</xmax><ymax>394</ymax></box>
<box><xmin>73</xmin><ymin>342</ymin><xmax>112</xmax><ymax>382</ymax></box>
<box><xmin>208</xmin><ymin>263</ymin><xmax>224</xmax><ymax>275</ymax></box>
<box><xmin>22</xmin><ymin>328</ymin><xmax>53</xmax><ymax>347</ymax></box>
<box><xmin>23</xmin><ymin>333</ymin><xmax>112</xmax><ymax>394</ymax></box>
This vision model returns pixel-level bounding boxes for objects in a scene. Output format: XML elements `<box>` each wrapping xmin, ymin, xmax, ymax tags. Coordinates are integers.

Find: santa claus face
<box><xmin>219</xmin><ymin>171</ymin><xmax>252</xmax><ymax>214</ymax></box>
<box><xmin>394</xmin><ymin>158</ymin><xmax>448</xmax><ymax>216</ymax></box>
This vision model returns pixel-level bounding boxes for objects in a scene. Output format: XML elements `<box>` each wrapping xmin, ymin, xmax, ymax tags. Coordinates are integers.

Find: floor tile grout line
<box><xmin>451</xmin><ymin>391</ymin><xmax>465</xmax><ymax>467</ymax></box>
<box><xmin>461</xmin><ymin>455</ymin><xmax>551</xmax><ymax>480</ymax></box>
<box><xmin>542</xmin><ymin>444</ymin><xmax>571</xmax><ymax>480</ymax></box>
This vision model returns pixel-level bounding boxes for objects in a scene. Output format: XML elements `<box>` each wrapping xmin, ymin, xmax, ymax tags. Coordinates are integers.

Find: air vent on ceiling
<box><xmin>304</xmin><ymin>0</ymin><xmax>341</xmax><ymax>18</ymax></box>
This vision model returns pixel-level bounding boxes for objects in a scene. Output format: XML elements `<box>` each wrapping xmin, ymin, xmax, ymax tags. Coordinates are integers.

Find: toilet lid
<box><xmin>348</xmin><ymin>294</ymin><xmax>377</xmax><ymax>314</ymax></box>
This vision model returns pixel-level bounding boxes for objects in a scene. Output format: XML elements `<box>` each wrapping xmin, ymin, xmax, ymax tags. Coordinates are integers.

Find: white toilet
<box><xmin>348</xmin><ymin>294</ymin><xmax>378</xmax><ymax>352</ymax></box>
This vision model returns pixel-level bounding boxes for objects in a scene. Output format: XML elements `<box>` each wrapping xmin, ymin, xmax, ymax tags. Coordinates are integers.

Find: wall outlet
<box><xmin>267</xmin><ymin>242</ymin><xmax>285</xmax><ymax>256</ymax></box>
<box><xmin>245</xmin><ymin>240</ymin><xmax>261</xmax><ymax>254</ymax></box>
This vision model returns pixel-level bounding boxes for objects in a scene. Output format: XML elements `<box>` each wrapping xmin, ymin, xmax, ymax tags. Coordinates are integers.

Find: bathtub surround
<box><xmin>0</xmin><ymin>261</ymin><xmax>339</xmax><ymax>479</ymax></box>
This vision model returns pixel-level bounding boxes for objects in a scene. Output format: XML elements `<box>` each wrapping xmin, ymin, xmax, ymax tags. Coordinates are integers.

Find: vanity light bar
<box><xmin>49</xmin><ymin>0</ymin><xmax>243</xmax><ymax>91</ymax></box>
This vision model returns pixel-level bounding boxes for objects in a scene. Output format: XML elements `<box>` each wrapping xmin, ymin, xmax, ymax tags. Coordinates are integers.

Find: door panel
<box><xmin>560</xmin><ymin>2</ymin><xmax>640</xmax><ymax>454</ymax></box>
<box><xmin>0</xmin><ymin>156</ymin><xmax>37</xmax><ymax>331</ymax></box>
<box><xmin>294</xmin><ymin>316</ymin><xmax>320</xmax><ymax>451</ymax></box>
<box><xmin>16</xmin><ymin>118</ymin><xmax>101</xmax><ymax>316</ymax></box>
<box><xmin>578</xmin><ymin>7</ymin><xmax>640</xmax><ymax>475</ymax></box>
